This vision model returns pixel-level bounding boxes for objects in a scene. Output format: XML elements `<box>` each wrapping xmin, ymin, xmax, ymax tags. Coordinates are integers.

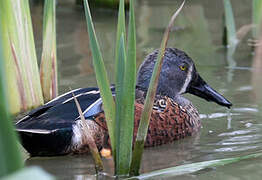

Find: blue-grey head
<box><xmin>136</xmin><ymin>48</ymin><xmax>232</xmax><ymax>108</ymax></box>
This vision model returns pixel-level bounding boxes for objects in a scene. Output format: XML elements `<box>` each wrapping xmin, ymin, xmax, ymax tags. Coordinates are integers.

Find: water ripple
<box><xmin>200</xmin><ymin>112</ymin><xmax>240</xmax><ymax>119</ymax></box>
<box><xmin>214</xmin><ymin>145</ymin><xmax>259</xmax><ymax>152</ymax></box>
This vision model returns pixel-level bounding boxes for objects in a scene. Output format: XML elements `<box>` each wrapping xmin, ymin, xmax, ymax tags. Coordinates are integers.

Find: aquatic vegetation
<box><xmin>253</xmin><ymin>0</ymin><xmax>262</xmax><ymax>38</ymax></box>
<box><xmin>83</xmin><ymin>0</ymin><xmax>186</xmax><ymax>176</ymax></box>
<box><xmin>0</xmin><ymin>21</ymin><xmax>23</xmax><ymax>177</ymax></box>
<box><xmin>83</xmin><ymin>0</ymin><xmax>137</xmax><ymax>175</ymax></box>
<box><xmin>40</xmin><ymin>0</ymin><xmax>58</xmax><ymax>102</ymax></box>
<box><xmin>77</xmin><ymin>0</ymin><xmax>129</xmax><ymax>8</ymax></box>
<box><xmin>129</xmin><ymin>152</ymin><xmax>262</xmax><ymax>179</ymax></box>
<box><xmin>130</xmin><ymin>1</ymin><xmax>185</xmax><ymax>176</ymax></box>
<box><xmin>0</xmin><ymin>0</ymin><xmax>57</xmax><ymax>114</ymax></box>
<box><xmin>1</xmin><ymin>0</ymin><xmax>262</xmax><ymax>179</ymax></box>
<box><xmin>223</xmin><ymin>0</ymin><xmax>262</xmax><ymax>47</ymax></box>
<box><xmin>0</xmin><ymin>0</ymin><xmax>44</xmax><ymax>114</ymax></box>
<box><xmin>223</xmin><ymin>0</ymin><xmax>238</xmax><ymax>48</ymax></box>
<box><xmin>0</xmin><ymin>19</ymin><xmax>53</xmax><ymax>179</ymax></box>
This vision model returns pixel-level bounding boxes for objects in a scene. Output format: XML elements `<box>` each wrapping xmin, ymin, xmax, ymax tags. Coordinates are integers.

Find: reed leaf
<box><xmin>115</xmin><ymin>34</ymin><xmax>128</xmax><ymax>175</ymax></box>
<box><xmin>115</xmin><ymin>0</ymin><xmax>126</xmax><ymax>73</ymax></box>
<box><xmin>223</xmin><ymin>0</ymin><xmax>238</xmax><ymax>47</ymax></box>
<box><xmin>112</xmin><ymin>0</ymin><xmax>126</xmax><ymax>167</ymax></box>
<box><xmin>72</xmin><ymin>92</ymin><xmax>103</xmax><ymax>173</ymax></box>
<box><xmin>83</xmin><ymin>0</ymin><xmax>116</xmax><ymax>158</ymax></box>
<box><xmin>0</xmin><ymin>22</ymin><xmax>23</xmax><ymax>177</ymax></box>
<box><xmin>115</xmin><ymin>0</ymin><xmax>137</xmax><ymax>175</ymax></box>
<box><xmin>23</xmin><ymin>0</ymin><xmax>43</xmax><ymax>106</ymax></box>
<box><xmin>129</xmin><ymin>1</ymin><xmax>185</xmax><ymax>176</ymax></box>
<box><xmin>40</xmin><ymin>0</ymin><xmax>58</xmax><ymax>102</ymax></box>
<box><xmin>129</xmin><ymin>152</ymin><xmax>262</xmax><ymax>179</ymax></box>
<box><xmin>253</xmin><ymin>0</ymin><xmax>262</xmax><ymax>38</ymax></box>
<box><xmin>115</xmin><ymin>0</ymin><xmax>126</xmax><ymax>167</ymax></box>
<box><xmin>0</xmin><ymin>0</ymin><xmax>43</xmax><ymax>114</ymax></box>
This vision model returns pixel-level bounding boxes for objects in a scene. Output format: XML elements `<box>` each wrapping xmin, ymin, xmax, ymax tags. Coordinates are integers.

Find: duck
<box><xmin>16</xmin><ymin>48</ymin><xmax>232</xmax><ymax>156</ymax></box>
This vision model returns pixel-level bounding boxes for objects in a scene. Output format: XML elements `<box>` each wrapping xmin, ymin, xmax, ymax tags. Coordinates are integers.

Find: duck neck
<box><xmin>173</xmin><ymin>95</ymin><xmax>192</xmax><ymax>107</ymax></box>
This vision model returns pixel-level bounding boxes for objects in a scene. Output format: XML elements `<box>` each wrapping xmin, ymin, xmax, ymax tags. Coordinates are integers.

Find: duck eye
<box><xmin>179</xmin><ymin>65</ymin><xmax>187</xmax><ymax>71</ymax></box>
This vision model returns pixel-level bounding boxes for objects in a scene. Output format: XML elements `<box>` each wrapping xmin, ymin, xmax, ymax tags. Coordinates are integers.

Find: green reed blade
<box><xmin>40</xmin><ymin>0</ymin><xmax>58</xmax><ymax>102</ymax></box>
<box><xmin>23</xmin><ymin>0</ymin><xmax>44</xmax><ymax>107</ymax></box>
<box><xmin>115</xmin><ymin>0</ymin><xmax>126</xmax><ymax>76</ymax></box>
<box><xmin>130</xmin><ymin>0</ymin><xmax>185</xmax><ymax>176</ymax></box>
<box><xmin>223</xmin><ymin>0</ymin><xmax>238</xmax><ymax>47</ymax></box>
<box><xmin>115</xmin><ymin>33</ymin><xmax>128</xmax><ymax>175</ymax></box>
<box><xmin>114</xmin><ymin>1</ymin><xmax>126</xmax><ymax>164</ymax></box>
<box><xmin>118</xmin><ymin>0</ymin><xmax>136</xmax><ymax>175</ymax></box>
<box><xmin>253</xmin><ymin>0</ymin><xmax>262</xmax><ymax>38</ymax></box>
<box><xmin>115</xmin><ymin>0</ymin><xmax>136</xmax><ymax>175</ymax></box>
<box><xmin>0</xmin><ymin>0</ymin><xmax>43</xmax><ymax>114</ymax></box>
<box><xmin>129</xmin><ymin>152</ymin><xmax>262</xmax><ymax>179</ymax></box>
<box><xmin>0</xmin><ymin>22</ymin><xmax>23</xmax><ymax>177</ymax></box>
<box><xmin>83</xmin><ymin>0</ymin><xmax>116</xmax><ymax>157</ymax></box>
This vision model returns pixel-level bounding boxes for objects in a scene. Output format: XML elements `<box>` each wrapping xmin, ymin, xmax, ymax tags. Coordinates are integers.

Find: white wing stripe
<box><xmin>17</xmin><ymin>128</ymin><xmax>58</xmax><ymax>134</ymax></box>
<box><xmin>62</xmin><ymin>90</ymin><xmax>100</xmax><ymax>104</ymax></box>
<box><xmin>77</xmin><ymin>98</ymin><xmax>103</xmax><ymax>119</ymax></box>
<box><xmin>46</xmin><ymin>88</ymin><xmax>82</xmax><ymax>105</ymax></box>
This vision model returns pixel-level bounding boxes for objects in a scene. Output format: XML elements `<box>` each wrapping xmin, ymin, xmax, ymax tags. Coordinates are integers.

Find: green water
<box><xmin>25</xmin><ymin>0</ymin><xmax>262</xmax><ymax>179</ymax></box>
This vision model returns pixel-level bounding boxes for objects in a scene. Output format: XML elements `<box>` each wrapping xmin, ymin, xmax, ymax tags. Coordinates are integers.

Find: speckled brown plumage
<box><xmin>91</xmin><ymin>95</ymin><xmax>201</xmax><ymax>149</ymax></box>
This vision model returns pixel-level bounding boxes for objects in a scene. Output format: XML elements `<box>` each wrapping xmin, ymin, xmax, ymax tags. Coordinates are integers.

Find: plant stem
<box><xmin>129</xmin><ymin>0</ymin><xmax>185</xmax><ymax>176</ymax></box>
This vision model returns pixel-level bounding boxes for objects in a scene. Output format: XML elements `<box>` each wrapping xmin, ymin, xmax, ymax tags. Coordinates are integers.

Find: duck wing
<box><xmin>16</xmin><ymin>87</ymin><xmax>112</xmax><ymax>131</ymax></box>
<box><xmin>15</xmin><ymin>87</ymin><xmax>115</xmax><ymax>156</ymax></box>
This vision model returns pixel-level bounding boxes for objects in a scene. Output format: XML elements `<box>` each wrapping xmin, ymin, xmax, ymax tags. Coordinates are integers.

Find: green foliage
<box><xmin>253</xmin><ymin>0</ymin><xmax>262</xmax><ymax>38</ymax></box>
<box><xmin>129</xmin><ymin>152</ymin><xmax>262</xmax><ymax>179</ymax></box>
<box><xmin>0</xmin><ymin>13</ymin><xmax>53</xmax><ymax>179</ymax></box>
<box><xmin>0</xmin><ymin>0</ymin><xmax>44</xmax><ymax>114</ymax></box>
<box><xmin>115</xmin><ymin>0</ymin><xmax>136</xmax><ymax>175</ymax></box>
<box><xmin>83</xmin><ymin>0</ymin><xmax>137</xmax><ymax>176</ymax></box>
<box><xmin>0</xmin><ymin>1</ymin><xmax>57</xmax><ymax>178</ymax></box>
<box><xmin>89</xmin><ymin>0</ymin><xmax>129</xmax><ymax>9</ymax></box>
<box><xmin>223</xmin><ymin>0</ymin><xmax>238</xmax><ymax>47</ymax></box>
<box><xmin>114</xmin><ymin>0</ymin><xmax>127</xmax><ymax>172</ymax></box>
<box><xmin>0</xmin><ymin>21</ymin><xmax>23</xmax><ymax>178</ymax></box>
<box><xmin>130</xmin><ymin>1</ymin><xmax>185</xmax><ymax>176</ymax></box>
<box><xmin>83</xmin><ymin>0</ymin><xmax>186</xmax><ymax>176</ymax></box>
<box><xmin>83</xmin><ymin>0</ymin><xmax>117</xmax><ymax>165</ymax></box>
<box><xmin>40</xmin><ymin>0</ymin><xmax>58</xmax><ymax>102</ymax></box>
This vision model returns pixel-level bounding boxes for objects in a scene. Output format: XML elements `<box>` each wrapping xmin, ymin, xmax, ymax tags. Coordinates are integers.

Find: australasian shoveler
<box><xmin>16</xmin><ymin>48</ymin><xmax>232</xmax><ymax>156</ymax></box>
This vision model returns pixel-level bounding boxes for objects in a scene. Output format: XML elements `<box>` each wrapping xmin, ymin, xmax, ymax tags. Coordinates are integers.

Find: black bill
<box><xmin>187</xmin><ymin>73</ymin><xmax>232</xmax><ymax>108</ymax></box>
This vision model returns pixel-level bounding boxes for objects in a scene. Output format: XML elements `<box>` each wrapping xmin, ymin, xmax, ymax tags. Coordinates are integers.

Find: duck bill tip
<box><xmin>187</xmin><ymin>76</ymin><xmax>232</xmax><ymax>108</ymax></box>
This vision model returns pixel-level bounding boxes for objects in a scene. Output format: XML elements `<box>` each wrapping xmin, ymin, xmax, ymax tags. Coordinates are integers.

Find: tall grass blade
<box><xmin>83</xmin><ymin>0</ymin><xmax>116</xmax><ymax>158</ymax></box>
<box><xmin>115</xmin><ymin>34</ymin><xmax>127</xmax><ymax>175</ymax></box>
<box><xmin>253</xmin><ymin>0</ymin><xmax>262</xmax><ymax>38</ymax></box>
<box><xmin>0</xmin><ymin>0</ymin><xmax>43</xmax><ymax>114</ymax></box>
<box><xmin>223</xmin><ymin>0</ymin><xmax>238</xmax><ymax>47</ymax></box>
<box><xmin>115</xmin><ymin>0</ymin><xmax>126</xmax><ymax>77</ymax></box>
<box><xmin>40</xmin><ymin>0</ymin><xmax>58</xmax><ymax>102</ymax></box>
<box><xmin>130</xmin><ymin>0</ymin><xmax>185</xmax><ymax>176</ymax></box>
<box><xmin>23</xmin><ymin>0</ymin><xmax>44</xmax><ymax>106</ymax></box>
<box><xmin>114</xmin><ymin>0</ymin><xmax>126</xmax><ymax>168</ymax></box>
<box><xmin>72</xmin><ymin>92</ymin><xmax>103</xmax><ymax>173</ymax></box>
<box><xmin>0</xmin><ymin>22</ymin><xmax>23</xmax><ymax>177</ymax></box>
<box><xmin>115</xmin><ymin>0</ymin><xmax>137</xmax><ymax>175</ymax></box>
<box><xmin>129</xmin><ymin>152</ymin><xmax>262</xmax><ymax>179</ymax></box>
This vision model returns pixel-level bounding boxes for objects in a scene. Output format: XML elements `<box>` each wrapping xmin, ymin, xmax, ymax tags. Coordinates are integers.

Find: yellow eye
<box><xmin>179</xmin><ymin>65</ymin><xmax>187</xmax><ymax>71</ymax></box>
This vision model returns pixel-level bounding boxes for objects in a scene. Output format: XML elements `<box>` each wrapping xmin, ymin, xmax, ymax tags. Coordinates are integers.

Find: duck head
<box><xmin>137</xmin><ymin>48</ymin><xmax>232</xmax><ymax>108</ymax></box>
